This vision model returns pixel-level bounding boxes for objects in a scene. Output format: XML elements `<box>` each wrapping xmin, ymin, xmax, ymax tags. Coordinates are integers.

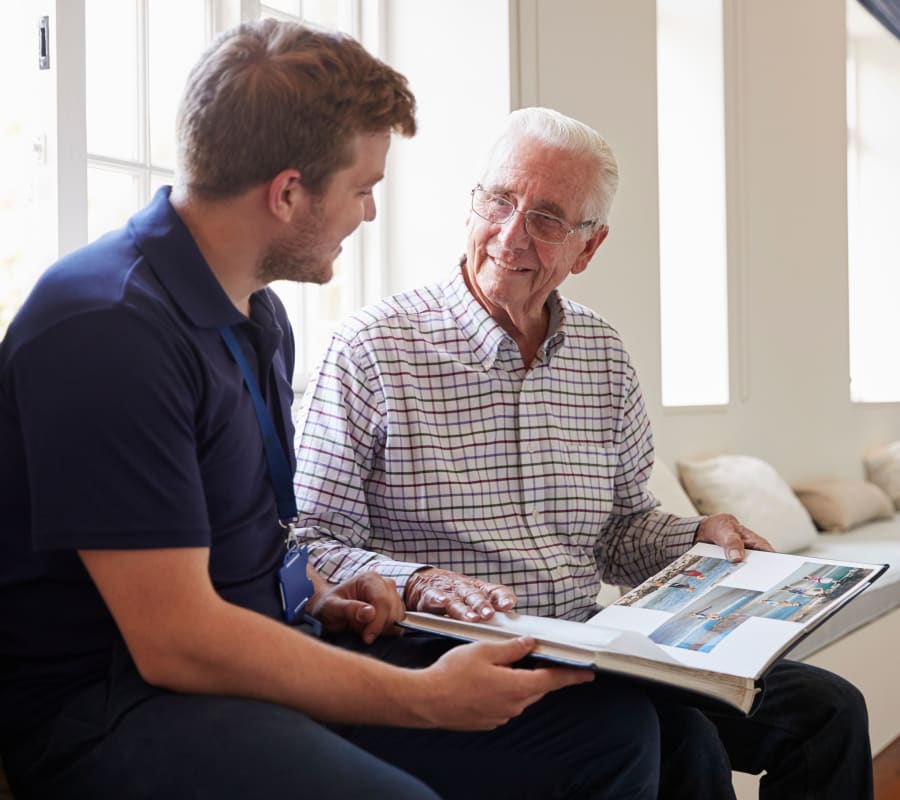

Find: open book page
<box><xmin>590</xmin><ymin>543</ymin><xmax>883</xmax><ymax>678</ymax></box>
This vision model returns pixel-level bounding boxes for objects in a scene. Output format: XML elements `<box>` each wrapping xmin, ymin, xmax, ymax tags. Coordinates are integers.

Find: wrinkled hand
<box><xmin>696</xmin><ymin>513</ymin><xmax>774</xmax><ymax>561</ymax></box>
<box><xmin>309</xmin><ymin>571</ymin><xmax>405</xmax><ymax>645</ymax></box>
<box><xmin>405</xmin><ymin>568</ymin><xmax>517</xmax><ymax>621</ymax></box>
<box><xmin>420</xmin><ymin>637</ymin><xmax>594</xmax><ymax>730</ymax></box>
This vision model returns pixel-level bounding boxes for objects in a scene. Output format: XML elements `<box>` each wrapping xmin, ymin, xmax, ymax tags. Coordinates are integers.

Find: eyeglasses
<box><xmin>470</xmin><ymin>185</ymin><xmax>598</xmax><ymax>245</ymax></box>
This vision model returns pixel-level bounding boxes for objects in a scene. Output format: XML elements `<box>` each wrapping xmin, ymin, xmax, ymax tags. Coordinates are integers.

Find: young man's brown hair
<box><xmin>176</xmin><ymin>18</ymin><xmax>417</xmax><ymax>200</ymax></box>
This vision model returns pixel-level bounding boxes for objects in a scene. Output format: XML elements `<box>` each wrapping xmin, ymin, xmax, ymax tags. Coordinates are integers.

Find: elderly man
<box><xmin>294</xmin><ymin>107</ymin><xmax>874</xmax><ymax>799</ymax></box>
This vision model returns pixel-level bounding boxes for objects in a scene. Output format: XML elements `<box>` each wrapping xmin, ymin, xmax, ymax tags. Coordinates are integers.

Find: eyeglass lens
<box><xmin>472</xmin><ymin>189</ymin><xmax>568</xmax><ymax>243</ymax></box>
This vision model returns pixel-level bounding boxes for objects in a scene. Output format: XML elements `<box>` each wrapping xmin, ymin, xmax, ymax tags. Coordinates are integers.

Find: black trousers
<box><xmin>4</xmin><ymin>635</ymin><xmax>873</xmax><ymax>800</ymax></box>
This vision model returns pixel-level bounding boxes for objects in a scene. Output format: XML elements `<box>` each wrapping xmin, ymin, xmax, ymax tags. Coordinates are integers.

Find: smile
<box><xmin>490</xmin><ymin>256</ymin><xmax>530</xmax><ymax>273</ymax></box>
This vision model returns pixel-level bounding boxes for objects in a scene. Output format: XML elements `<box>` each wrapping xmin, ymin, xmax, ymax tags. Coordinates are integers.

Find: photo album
<box><xmin>400</xmin><ymin>543</ymin><xmax>888</xmax><ymax>714</ymax></box>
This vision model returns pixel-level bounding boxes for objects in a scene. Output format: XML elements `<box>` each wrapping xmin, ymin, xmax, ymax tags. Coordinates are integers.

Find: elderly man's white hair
<box><xmin>480</xmin><ymin>106</ymin><xmax>619</xmax><ymax>226</ymax></box>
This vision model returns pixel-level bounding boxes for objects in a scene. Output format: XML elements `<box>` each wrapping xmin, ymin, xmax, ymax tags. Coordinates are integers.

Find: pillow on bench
<box><xmin>677</xmin><ymin>454</ymin><xmax>818</xmax><ymax>554</ymax></box>
<box><xmin>792</xmin><ymin>478</ymin><xmax>894</xmax><ymax>532</ymax></box>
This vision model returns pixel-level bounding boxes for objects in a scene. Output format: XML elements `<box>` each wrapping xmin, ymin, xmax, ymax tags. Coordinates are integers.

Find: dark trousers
<box><xmin>3</xmin><ymin>636</ymin><xmax>872</xmax><ymax>800</ymax></box>
<box><xmin>3</xmin><ymin>636</ymin><xmax>659</xmax><ymax>800</ymax></box>
<box><xmin>654</xmin><ymin>658</ymin><xmax>874</xmax><ymax>799</ymax></box>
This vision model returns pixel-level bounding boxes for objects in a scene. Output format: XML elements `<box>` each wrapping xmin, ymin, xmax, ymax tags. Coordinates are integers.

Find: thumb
<box><xmin>352</xmin><ymin>601</ymin><xmax>376</xmax><ymax>624</ymax></box>
<box><xmin>319</xmin><ymin>595</ymin><xmax>373</xmax><ymax>626</ymax></box>
<box><xmin>474</xmin><ymin>636</ymin><xmax>537</xmax><ymax>665</ymax></box>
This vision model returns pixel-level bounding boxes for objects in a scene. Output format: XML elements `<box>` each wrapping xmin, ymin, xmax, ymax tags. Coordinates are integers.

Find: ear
<box><xmin>571</xmin><ymin>224</ymin><xmax>609</xmax><ymax>275</ymax></box>
<box><xmin>266</xmin><ymin>169</ymin><xmax>304</xmax><ymax>223</ymax></box>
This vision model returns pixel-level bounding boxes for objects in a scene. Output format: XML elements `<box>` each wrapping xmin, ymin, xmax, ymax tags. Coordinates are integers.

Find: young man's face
<box><xmin>259</xmin><ymin>131</ymin><xmax>391</xmax><ymax>286</ymax></box>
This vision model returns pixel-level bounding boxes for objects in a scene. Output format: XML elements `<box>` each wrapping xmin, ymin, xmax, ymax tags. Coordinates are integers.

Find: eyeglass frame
<box><xmin>470</xmin><ymin>184</ymin><xmax>600</xmax><ymax>245</ymax></box>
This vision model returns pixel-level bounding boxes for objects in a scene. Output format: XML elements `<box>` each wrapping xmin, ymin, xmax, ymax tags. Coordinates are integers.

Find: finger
<box><xmin>721</xmin><ymin>531</ymin><xmax>746</xmax><ymax>562</ymax></box>
<box><xmin>356</xmin><ymin>604</ymin><xmax>385</xmax><ymax>645</ymax></box>
<box><xmin>527</xmin><ymin>665</ymin><xmax>595</xmax><ymax>692</ymax></box>
<box><xmin>487</xmin><ymin>585</ymin><xmax>517</xmax><ymax>611</ymax></box>
<box><xmin>418</xmin><ymin>586</ymin><xmax>452</xmax><ymax>614</ymax></box>
<box><xmin>743</xmin><ymin>529</ymin><xmax>775</xmax><ymax>553</ymax></box>
<box><xmin>445</xmin><ymin>597</ymin><xmax>483</xmax><ymax>621</ymax></box>
<box><xmin>358</xmin><ymin>574</ymin><xmax>405</xmax><ymax>620</ymax></box>
<box><xmin>360</xmin><ymin>593</ymin><xmax>405</xmax><ymax>643</ymax></box>
<box><xmin>461</xmin><ymin>587</ymin><xmax>497</xmax><ymax>619</ymax></box>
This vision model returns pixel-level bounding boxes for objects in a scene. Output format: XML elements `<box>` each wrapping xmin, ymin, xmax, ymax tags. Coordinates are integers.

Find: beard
<box><xmin>255</xmin><ymin>196</ymin><xmax>335</xmax><ymax>286</ymax></box>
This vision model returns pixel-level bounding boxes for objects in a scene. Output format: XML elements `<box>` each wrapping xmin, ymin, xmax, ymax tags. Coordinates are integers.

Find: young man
<box><xmin>0</xmin><ymin>24</ymin><xmax>664</xmax><ymax>800</ymax></box>
<box><xmin>294</xmin><ymin>107</ymin><xmax>875</xmax><ymax>799</ymax></box>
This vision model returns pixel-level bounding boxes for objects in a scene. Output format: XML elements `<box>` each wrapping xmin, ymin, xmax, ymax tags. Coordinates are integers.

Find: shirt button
<box><xmin>527</xmin><ymin>442</ymin><xmax>537</xmax><ymax>454</ymax></box>
<box><xmin>531</xmin><ymin>509</ymin><xmax>541</xmax><ymax>520</ymax></box>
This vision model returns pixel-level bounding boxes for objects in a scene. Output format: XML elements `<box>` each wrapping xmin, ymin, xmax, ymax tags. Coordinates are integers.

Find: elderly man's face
<box><xmin>463</xmin><ymin>135</ymin><xmax>607</xmax><ymax>324</ymax></box>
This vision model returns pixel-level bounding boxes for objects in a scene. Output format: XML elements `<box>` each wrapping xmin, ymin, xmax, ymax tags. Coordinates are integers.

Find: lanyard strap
<box><xmin>219</xmin><ymin>326</ymin><xmax>298</xmax><ymax>525</ymax></box>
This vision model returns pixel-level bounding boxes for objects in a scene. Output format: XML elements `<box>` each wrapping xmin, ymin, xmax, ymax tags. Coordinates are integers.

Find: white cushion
<box><xmin>864</xmin><ymin>440</ymin><xmax>900</xmax><ymax>510</ymax></box>
<box><xmin>677</xmin><ymin>454</ymin><xmax>818</xmax><ymax>553</ymax></box>
<box><xmin>647</xmin><ymin>460</ymin><xmax>697</xmax><ymax>517</ymax></box>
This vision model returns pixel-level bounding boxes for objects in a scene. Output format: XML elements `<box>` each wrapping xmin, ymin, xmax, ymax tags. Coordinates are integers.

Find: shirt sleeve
<box><xmin>594</xmin><ymin>357</ymin><xmax>704</xmax><ymax>587</ymax></box>
<box><xmin>13</xmin><ymin>309</ymin><xmax>211</xmax><ymax>549</ymax></box>
<box><xmin>292</xmin><ymin>332</ymin><xmax>428</xmax><ymax>587</ymax></box>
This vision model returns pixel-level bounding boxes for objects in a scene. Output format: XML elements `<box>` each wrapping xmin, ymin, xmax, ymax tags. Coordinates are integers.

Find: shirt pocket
<box><xmin>551</xmin><ymin>443</ymin><xmax>618</xmax><ymax>534</ymax></box>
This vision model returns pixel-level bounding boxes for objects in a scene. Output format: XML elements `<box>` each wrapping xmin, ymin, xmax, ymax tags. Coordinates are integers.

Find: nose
<box><xmin>497</xmin><ymin>208</ymin><xmax>531</xmax><ymax>249</ymax></box>
<box><xmin>363</xmin><ymin>194</ymin><xmax>377</xmax><ymax>223</ymax></box>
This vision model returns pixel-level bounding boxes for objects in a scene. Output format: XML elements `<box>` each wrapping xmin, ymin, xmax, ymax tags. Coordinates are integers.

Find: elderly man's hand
<box><xmin>309</xmin><ymin>572</ymin><xmax>405</xmax><ymax>645</ymax></box>
<box><xmin>696</xmin><ymin>513</ymin><xmax>775</xmax><ymax>562</ymax></box>
<box><xmin>405</xmin><ymin>568</ymin><xmax>517</xmax><ymax>621</ymax></box>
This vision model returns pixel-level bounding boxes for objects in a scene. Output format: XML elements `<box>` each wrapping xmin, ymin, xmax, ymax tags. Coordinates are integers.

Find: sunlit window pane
<box><xmin>87</xmin><ymin>166</ymin><xmax>142</xmax><ymax>243</ymax></box>
<box><xmin>263</xmin><ymin>1</ymin><xmax>301</xmax><ymax>16</ymax></box>
<box><xmin>657</xmin><ymin>0</ymin><xmax>729</xmax><ymax>407</ymax></box>
<box><xmin>301</xmin><ymin>0</ymin><xmax>342</xmax><ymax>29</ymax></box>
<box><xmin>148</xmin><ymin>1</ymin><xmax>207</xmax><ymax>171</ymax></box>
<box><xmin>86</xmin><ymin>0</ymin><xmax>140</xmax><ymax>162</ymax></box>
<box><xmin>847</xmin><ymin>0</ymin><xmax>900</xmax><ymax>402</ymax></box>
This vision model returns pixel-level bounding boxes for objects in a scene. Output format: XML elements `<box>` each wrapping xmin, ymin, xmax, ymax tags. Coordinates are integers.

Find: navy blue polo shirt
<box><xmin>0</xmin><ymin>187</ymin><xmax>296</xmax><ymax>742</ymax></box>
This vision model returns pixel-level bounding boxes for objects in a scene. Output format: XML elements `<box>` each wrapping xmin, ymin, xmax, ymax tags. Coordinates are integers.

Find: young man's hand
<box><xmin>414</xmin><ymin>637</ymin><xmax>594</xmax><ymax>730</ymax></box>
<box><xmin>309</xmin><ymin>571</ymin><xmax>405</xmax><ymax>644</ymax></box>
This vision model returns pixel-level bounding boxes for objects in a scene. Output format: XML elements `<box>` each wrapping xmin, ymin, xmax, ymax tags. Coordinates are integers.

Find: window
<box><xmin>85</xmin><ymin>0</ymin><xmax>207</xmax><ymax>242</ymax></box>
<box><xmin>846</xmin><ymin>0</ymin><xmax>900</xmax><ymax>402</ymax></box>
<box><xmin>656</xmin><ymin>0</ymin><xmax>730</xmax><ymax>407</ymax></box>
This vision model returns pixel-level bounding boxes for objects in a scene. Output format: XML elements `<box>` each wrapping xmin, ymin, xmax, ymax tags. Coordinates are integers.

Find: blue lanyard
<box><xmin>219</xmin><ymin>326</ymin><xmax>298</xmax><ymax>526</ymax></box>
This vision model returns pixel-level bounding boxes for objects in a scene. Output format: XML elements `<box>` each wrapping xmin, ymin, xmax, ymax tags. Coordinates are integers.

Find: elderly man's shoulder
<box><xmin>558</xmin><ymin>294</ymin><xmax>628</xmax><ymax>349</ymax></box>
<box><xmin>333</xmin><ymin>281</ymin><xmax>448</xmax><ymax>344</ymax></box>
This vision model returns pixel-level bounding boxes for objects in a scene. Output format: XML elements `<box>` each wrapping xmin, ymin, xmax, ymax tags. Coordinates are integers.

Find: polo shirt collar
<box><xmin>444</xmin><ymin>266</ymin><xmax>569</xmax><ymax>369</ymax></box>
<box><xmin>127</xmin><ymin>186</ymin><xmax>247</xmax><ymax>330</ymax></box>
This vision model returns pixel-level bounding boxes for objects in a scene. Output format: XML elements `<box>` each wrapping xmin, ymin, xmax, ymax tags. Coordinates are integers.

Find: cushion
<box><xmin>677</xmin><ymin>454</ymin><xmax>818</xmax><ymax>553</ymax></box>
<box><xmin>646</xmin><ymin>460</ymin><xmax>698</xmax><ymax>517</ymax></box>
<box><xmin>864</xmin><ymin>441</ymin><xmax>900</xmax><ymax>510</ymax></box>
<box><xmin>792</xmin><ymin>478</ymin><xmax>894</xmax><ymax>532</ymax></box>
